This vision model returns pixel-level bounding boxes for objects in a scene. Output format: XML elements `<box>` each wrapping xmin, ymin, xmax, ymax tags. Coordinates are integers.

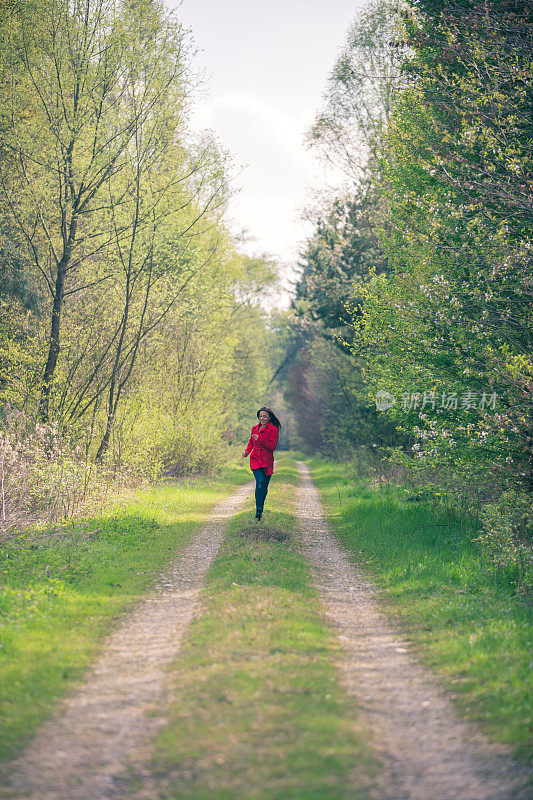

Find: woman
<box><xmin>241</xmin><ymin>406</ymin><xmax>281</xmax><ymax>521</ymax></box>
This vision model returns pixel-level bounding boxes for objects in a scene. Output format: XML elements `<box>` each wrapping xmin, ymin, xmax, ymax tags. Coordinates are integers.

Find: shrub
<box><xmin>478</xmin><ymin>491</ymin><xmax>533</xmax><ymax>595</ymax></box>
<box><xmin>0</xmin><ymin>408</ymin><xmax>121</xmax><ymax>529</ymax></box>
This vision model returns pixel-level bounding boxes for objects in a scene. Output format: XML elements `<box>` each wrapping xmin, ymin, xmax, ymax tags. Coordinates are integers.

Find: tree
<box><xmin>399</xmin><ymin>2</ymin><xmax>533</xmax><ymax>236</ymax></box>
<box><xmin>297</xmin><ymin>0</ymin><xmax>403</xmax><ymax>345</ymax></box>
<box><xmin>281</xmin><ymin>0</ymin><xmax>404</xmax><ymax>456</ymax></box>
<box><xmin>293</xmin><ymin>185</ymin><xmax>388</xmax><ymax>351</ymax></box>
<box><xmin>282</xmin><ymin>333</ymin><xmax>399</xmax><ymax>457</ymax></box>
<box><xmin>308</xmin><ymin>0</ymin><xmax>404</xmax><ymax>180</ymax></box>
<box><xmin>0</xmin><ymin>0</ymin><xmax>199</xmax><ymax>421</ymax></box>
<box><xmin>344</xmin><ymin>0</ymin><xmax>533</xmax><ymax>560</ymax></box>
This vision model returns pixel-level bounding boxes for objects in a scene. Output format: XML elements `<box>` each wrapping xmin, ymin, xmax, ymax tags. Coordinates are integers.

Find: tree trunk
<box><xmin>39</xmin><ymin>256</ymin><xmax>68</xmax><ymax>422</ymax></box>
<box><xmin>95</xmin><ymin>408</ymin><xmax>114</xmax><ymax>462</ymax></box>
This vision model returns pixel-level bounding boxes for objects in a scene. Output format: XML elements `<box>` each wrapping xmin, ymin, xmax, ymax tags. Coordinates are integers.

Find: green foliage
<box><xmin>0</xmin><ymin>0</ymin><xmax>279</xmax><ymax>510</ymax></box>
<box><xmin>278</xmin><ymin>0</ymin><xmax>404</xmax><ymax>456</ymax></box>
<box><xmin>478</xmin><ymin>491</ymin><xmax>533</xmax><ymax>593</ymax></box>
<box><xmin>308</xmin><ymin>0</ymin><xmax>403</xmax><ymax>178</ymax></box>
<box><xmin>281</xmin><ymin>0</ymin><xmax>532</xmax><ymax>604</ymax></box>
<box><xmin>294</xmin><ymin>189</ymin><xmax>388</xmax><ymax>351</ymax></box>
<box><xmin>337</xmin><ymin>0</ymin><xmax>533</xmax><ymax>577</ymax></box>
<box><xmin>283</xmin><ymin>335</ymin><xmax>399</xmax><ymax>457</ymax></box>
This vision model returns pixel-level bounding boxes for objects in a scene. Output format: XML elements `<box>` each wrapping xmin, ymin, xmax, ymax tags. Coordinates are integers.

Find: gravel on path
<box><xmin>294</xmin><ymin>461</ymin><xmax>532</xmax><ymax>800</ymax></box>
<box><xmin>1</xmin><ymin>482</ymin><xmax>252</xmax><ymax>800</ymax></box>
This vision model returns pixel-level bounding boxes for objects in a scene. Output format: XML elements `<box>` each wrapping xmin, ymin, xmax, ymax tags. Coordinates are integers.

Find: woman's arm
<box><xmin>255</xmin><ymin>426</ymin><xmax>278</xmax><ymax>452</ymax></box>
<box><xmin>241</xmin><ymin>431</ymin><xmax>254</xmax><ymax>458</ymax></box>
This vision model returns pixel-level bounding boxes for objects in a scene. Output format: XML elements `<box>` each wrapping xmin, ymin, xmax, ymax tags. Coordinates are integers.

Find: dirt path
<box><xmin>294</xmin><ymin>461</ymin><xmax>532</xmax><ymax>800</ymax></box>
<box><xmin>1</xmin><ymin>482</ymin><xmax>251</xmax><ymax>800</ymax></box>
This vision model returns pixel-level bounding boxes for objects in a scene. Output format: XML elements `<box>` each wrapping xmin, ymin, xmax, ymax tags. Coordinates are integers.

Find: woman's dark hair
<box><xmin>257</xmin><ymin>406</ymin><xmax>282</xmax><ymax>430</ymax></box>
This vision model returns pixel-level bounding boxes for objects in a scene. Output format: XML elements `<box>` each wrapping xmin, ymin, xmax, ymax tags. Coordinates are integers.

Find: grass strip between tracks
<box><xmin>145</xmin><ymin>455</ymin><xmax>377</xmax><ymax>800</ymax></box>
<box><xmin>0</xmin><ymin>462</ymin><xmax>251</xmax><ymax>763</ymax></box>
<box><xmin>306</xmin><ymin>457</ymin><xmax>532</xmax><ymax>762</ymax></box>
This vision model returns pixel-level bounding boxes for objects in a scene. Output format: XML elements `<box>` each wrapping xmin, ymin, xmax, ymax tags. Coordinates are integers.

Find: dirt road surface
<box><xmin>1</xmin><ymin>483</ymin><xmax>251</xmax><ymax>800</ymax></box>
<box><xmin>295</xmin><ymin>461</ymin><xmax>531</xmax><ymax>800</ymax></box>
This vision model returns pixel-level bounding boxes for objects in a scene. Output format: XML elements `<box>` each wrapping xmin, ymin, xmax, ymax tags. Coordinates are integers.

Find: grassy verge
<box><xmin>306</xmin><ymin>457</ymin><xmax>532</xmax><ymax>761</ymax></box>
<box><xmin>145</xmin><ymin>456</ymin><xmax>378</xmax><ymax>800</ymax></box>
<box><xmin>0</xmin><ymin>461</ymin><xmax>251</xmax><ymax>763</ymax></box>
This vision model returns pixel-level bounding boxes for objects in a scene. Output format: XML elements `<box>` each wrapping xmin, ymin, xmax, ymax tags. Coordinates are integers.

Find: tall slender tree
<box><xmin>0</xmin><ymin>0</ymin><xmax>196</xmax><ymax>421</ymax></box>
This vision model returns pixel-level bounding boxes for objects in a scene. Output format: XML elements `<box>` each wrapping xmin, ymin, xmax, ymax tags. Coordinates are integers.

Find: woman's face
<box><xmin>258</xmin><ymin>410</ymin><xmax>270</xmax><ymax>426</ymax></box>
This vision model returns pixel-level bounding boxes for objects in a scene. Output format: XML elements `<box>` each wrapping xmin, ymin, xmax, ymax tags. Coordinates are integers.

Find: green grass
<box><xmin>306</xmin><ymin>457</ymin><xmax>533</xmax><ymax>761</ymax></box>
<box><xmin>0</xmin><ymin>461</ymin><xmax>251</xmax><ymax>763</ymax></box>
<box><xmin>145</xmin><ymin>456</ymin><xmax>378</xmax><ymax>800</ymax></box>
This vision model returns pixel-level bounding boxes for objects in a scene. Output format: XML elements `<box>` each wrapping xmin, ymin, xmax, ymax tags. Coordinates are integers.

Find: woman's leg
<box><xmin>252</xmin><ymin>468</ymin><xmax>267</xmax><ymax>517</ymax></box>
<box><xmin>262</xmin><ymin>473</ymin><xmax>272</xmax><ymax>510</ymax></box>
<box><xmin>257</xmin><ymin>471</ymin><xmax>272</xmax><ymax>517</ymax></box>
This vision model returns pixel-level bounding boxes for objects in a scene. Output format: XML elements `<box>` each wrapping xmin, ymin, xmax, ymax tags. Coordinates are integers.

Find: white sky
<box><xmin>166</xmin><ymin>0</ymin><xmax>364</xmax><ymax>266</ymax></box>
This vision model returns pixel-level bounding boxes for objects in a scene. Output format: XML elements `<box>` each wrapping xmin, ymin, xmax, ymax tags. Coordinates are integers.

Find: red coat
<box><xmin>244</xmin><ymin>421</ymin><xmax>279</xmax><ymax>475</ymax></box>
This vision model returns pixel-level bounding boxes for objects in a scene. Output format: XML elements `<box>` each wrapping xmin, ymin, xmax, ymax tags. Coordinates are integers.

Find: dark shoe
<box><xmin>255</xmin><ymin>511</ymin><xmax>262</xmax><ymax>521</ymax></box>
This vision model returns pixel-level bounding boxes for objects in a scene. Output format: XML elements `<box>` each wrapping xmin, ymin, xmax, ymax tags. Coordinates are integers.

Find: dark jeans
<box><xmin>252</xmin><ymin>467</ymin><xmax>271</xmax><ymax>515</ymax></box>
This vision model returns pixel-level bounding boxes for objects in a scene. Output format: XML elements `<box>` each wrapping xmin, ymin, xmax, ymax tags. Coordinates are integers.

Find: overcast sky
<box><xmin>166</xmin><ymin>0</ymin><xmax>363</xmax><ymax>265</ymax></box>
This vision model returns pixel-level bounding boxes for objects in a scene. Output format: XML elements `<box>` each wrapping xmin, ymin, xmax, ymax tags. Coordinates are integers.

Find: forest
<box><xmin>0</xmin><ymin>0</ymin><xmax>531</xmax><ymax>793</ymax></box>
<box><xmin>0</xmin><ymin>0</ymin><xmax>277</xmax><ymax>516</ymax></box>
<box><xmin>283</xmin><ymin>0</ymin><xmax>533</xmax><ymax>592</ymax></box>
<box><xmin>0</xmin><ymin>0</ymin><xmax>531</xmax><ymax>596</ymax></box>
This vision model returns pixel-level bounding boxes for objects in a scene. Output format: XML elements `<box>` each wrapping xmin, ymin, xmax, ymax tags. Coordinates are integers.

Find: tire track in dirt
<box><xmin>294</xmin><ymin>461</ymin><xmax>532</xmax><ymax>800</ymax></box>
<box><xmin>0</xmin><ymin>482</ymin><xmax>252</xmax><ymax>800</ymax></box>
